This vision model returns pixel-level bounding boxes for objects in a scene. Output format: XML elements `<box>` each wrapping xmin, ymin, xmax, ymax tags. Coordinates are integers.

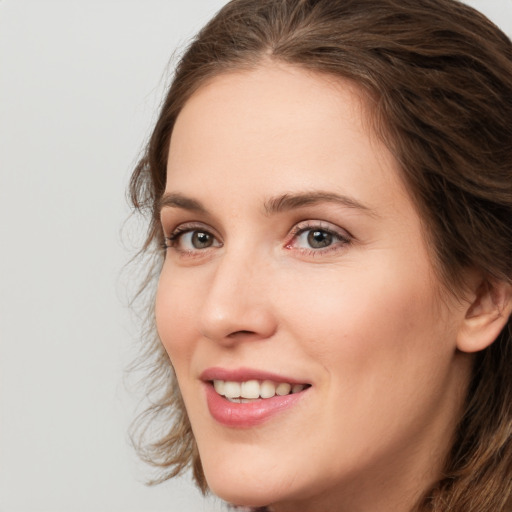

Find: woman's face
<box><xmin>156</xmin><ymin>64</ymin><xmax>472</xmax><ymax>511</ymax></box>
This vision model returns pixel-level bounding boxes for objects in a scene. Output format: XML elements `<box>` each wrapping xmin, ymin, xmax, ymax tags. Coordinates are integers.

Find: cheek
<box><xmin>287</xmin><ymin>260</ymin><xmax>436</xmax><ymax>344</ymax></box>
<box><xmin>155</xmin><ymin>269</ymin><xmax>197</xmax><ymax>372</ymax></box>
<box><xmin>282</xmin><ymin>254</ymin><xmax>453</xmax><ymax>399</ymax></box>
<box><xmin>275</xmin><ymin>259</ymin><xmax>459</xmax><ymax>465</ymax></box>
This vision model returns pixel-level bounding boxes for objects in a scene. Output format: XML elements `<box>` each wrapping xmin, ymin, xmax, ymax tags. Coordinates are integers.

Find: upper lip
<box><xmin>200</xmin><ymin>366</ymin><xmax>310</xmax><ymax>385</ymax></box>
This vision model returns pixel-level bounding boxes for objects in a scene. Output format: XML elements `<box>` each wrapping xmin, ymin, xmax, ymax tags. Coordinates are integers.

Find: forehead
<box><xmin>171</xmin><ymin>64</ymin><xmax>372</xmax><ymax>149</ymax></box>
<box><xmin>165</xmin><ymin>63</ymin><xmax>416</xmax><ymax>227</ymax></box>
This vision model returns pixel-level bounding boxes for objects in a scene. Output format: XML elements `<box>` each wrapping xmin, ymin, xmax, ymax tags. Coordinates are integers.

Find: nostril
<box><xmin>227</xmin><ymin>330</ymin><xmax>256</xmax><ymax>337</ymax></box>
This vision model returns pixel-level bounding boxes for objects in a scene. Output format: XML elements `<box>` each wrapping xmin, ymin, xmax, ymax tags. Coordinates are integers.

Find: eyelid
<box><xmin>285</xmin><ymin>220</ymin><xmax>353</xmax><ymax>252</ymax></box>
<box><xmin>163</xmin><ymin>222</ymin><xmax>223</xmax><ymax>252</ymax></box>
<box><xmin>164</xmin><ymin>221</ymin><xmax>220</xmax><ymax>239</ymax></box>
<box><xmin>289</xmin><ymin>220</ymin><xmax>351</xmax><ymax>240</ymax></box>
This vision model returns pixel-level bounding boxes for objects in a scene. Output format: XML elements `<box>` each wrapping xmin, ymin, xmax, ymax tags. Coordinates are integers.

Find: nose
<box><xmin>197</xmin><ymin>249</ymin><xmax>277</xmax><ymax>345</ymax></box>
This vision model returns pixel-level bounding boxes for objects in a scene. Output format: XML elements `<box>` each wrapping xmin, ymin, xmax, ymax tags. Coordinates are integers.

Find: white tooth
<box><xmin>223</xmin><ymin>381</ymin><xmax>241</xmax><ymax>398</ymax></box>
<box><xmin>241</xmin><ymin>380</ymin><xmax>260</xmax><ymax>399</ymax></box>
<box><xmin>260</xmin><ymin>380</ymin><xmax>276</xmax><ymax>399</ymax></box>
<box><xmin>276</xmin><ymin>382</ymin><xmax>292</xmax><ymax>396</ymax></box>
<box><xmin>213</xmin><ymin>380</ymin><xmax>225</xmax><ymax>395</ymax></box>
<box><xmin>292</xmin><ymin>384</ymin><xmax>305</xmax><ymax>394</ymax></box>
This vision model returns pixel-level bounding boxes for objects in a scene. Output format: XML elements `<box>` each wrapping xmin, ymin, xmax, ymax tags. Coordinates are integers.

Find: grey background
<box><xmin>0</xmin><ymin>1</ymin><xmax>510</xmax><ymax>511</ymax></box>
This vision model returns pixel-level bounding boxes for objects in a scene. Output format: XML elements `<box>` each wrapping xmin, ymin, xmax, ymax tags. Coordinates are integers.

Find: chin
<box><xmin>204</xmin><ymin>467</ymin><xmax>288</xmax><ymax>509</ymax></box>
<box><xmin>207</xmin><ymin>484</ymin><xmax>271</xmax><ymax>509</ymax></box>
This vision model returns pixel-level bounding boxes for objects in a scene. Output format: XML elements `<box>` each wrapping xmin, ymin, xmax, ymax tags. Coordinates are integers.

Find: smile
<box><xmin>201</xmin><ymin>368</ymin><xmax>311</xmax><ymax>427</ymax></box>
<box><xmin>213</xmin><ymin>379</ymin><xmax>308</xmax><ymax>402</ymax></box>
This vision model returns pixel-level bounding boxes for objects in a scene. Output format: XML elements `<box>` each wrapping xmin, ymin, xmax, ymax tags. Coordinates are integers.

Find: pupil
<box><xmin>192</xmin><ymin>231</ymin><xmax>212</xmax><ymax>248</ymax></box>
<box><xmin>308</xmin><ymin>230</ymin><xmax>332</xmax><ymax>248</ymax></box>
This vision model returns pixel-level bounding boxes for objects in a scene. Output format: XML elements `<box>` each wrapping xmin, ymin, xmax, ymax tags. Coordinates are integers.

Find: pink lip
<box><xmin>200</xmin><ymin>366</ymin><xmax>308</xmax><ymax>384</ymax></box>
<box><xmin>200</xmin><ymin>367</ymin><xmax>311</xmax><ymax>428</ymax></box>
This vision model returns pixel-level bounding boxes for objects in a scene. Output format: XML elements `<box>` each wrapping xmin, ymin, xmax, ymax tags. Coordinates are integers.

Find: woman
<box><xmin>129</xmin><ymin>0</ymin><xmax>512</xmax><ymax>510</ymax></box>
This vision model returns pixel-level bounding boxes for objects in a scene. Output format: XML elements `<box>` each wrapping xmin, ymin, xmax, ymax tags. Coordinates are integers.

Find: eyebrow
<box><xmin>158</xmin><ymin>191</ymin><xmax>376</xmax><ymax>217</ymax></box>
<box><xmin>158</xmin><ymin>193</ymin><xmax>207</xmax><ymax>214</ymax></box>
<box><xmin>263</xmin><ymin>191</ymin><xmax>377</xmax><ymax>216</ymax></box>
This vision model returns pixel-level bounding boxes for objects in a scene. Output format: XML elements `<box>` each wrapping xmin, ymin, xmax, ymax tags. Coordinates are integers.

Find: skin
<box><xmin>155</xmin><ymin>63</ymin><xmax>474</xmax><ymax>512</ymax></box>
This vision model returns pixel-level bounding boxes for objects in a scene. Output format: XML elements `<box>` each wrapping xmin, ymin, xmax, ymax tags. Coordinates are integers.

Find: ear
<box><xmin>457</xmin><ymin>278</ymin><xmax>512</xmax><ymax>353</ymax></box>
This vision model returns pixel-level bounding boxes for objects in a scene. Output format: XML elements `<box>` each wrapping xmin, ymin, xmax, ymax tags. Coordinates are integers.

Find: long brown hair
<box><xmin>129</xmin><ymin>1</ymin><xmax>512</xmax><ymax>510</ymax></box>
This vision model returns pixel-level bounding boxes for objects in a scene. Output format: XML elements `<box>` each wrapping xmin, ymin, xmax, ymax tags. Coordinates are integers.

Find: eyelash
<box><xmin>286</xmin><ymin>221</ymin><xmax>352</xmax><ymax>256</ymax></box>
<box><xmin>162</xmin><ymin>223</ymin><xmax>219</xmax><ymax>254</ymax></box>
<box><xmin>162</xmin><ymin>221</ymin><xmax>352</xmax><ymax>257</ymax></box>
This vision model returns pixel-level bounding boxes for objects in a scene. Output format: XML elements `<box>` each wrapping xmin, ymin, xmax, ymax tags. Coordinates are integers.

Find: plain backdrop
<box><xmin>0</xmin><ymin>1</ymin><xmax>511</xmax><ymax>511</ymax></box>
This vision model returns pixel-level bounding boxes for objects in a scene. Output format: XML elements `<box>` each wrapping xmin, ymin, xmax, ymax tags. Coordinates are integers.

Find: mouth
<box><xmin>211</xmin><ymin>379</ymin><xmax>310</xmax><ymax>403</ymax></box>
<box><xmin>200</xmin><ymin>368</ymin><xmax>311</xmax><ymax>427</ymax></box>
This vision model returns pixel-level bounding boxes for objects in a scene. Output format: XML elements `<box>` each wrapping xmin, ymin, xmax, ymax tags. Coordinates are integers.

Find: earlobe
<box><xmin>457</xmin><ymin>279</ymin><xmax>512</xmax><ymax>353</ymax></box>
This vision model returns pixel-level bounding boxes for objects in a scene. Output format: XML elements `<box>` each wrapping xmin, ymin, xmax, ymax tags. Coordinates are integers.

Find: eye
<box><xmin>164</xmin><ymin>224</ymin><xmax>222</xmax><ymax>253</ymax></box>
<box><xmin>183</xmin><ymin>230</ymin><xmax>215</xmax><ymax>249</ymax></box>
<box><xmin>298</xmin><ymin>229</ymin><xmax>334</xmax><ymax>249</ymax></box>
<box><xmin>286</xmin><ymin>221</ymin><xmax>352</xmax><ymax>254</ymax></box>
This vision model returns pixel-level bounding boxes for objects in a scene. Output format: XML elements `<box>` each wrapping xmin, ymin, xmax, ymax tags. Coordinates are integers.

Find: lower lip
<box><xmin>204</xmin><ymin>383</ymin><xmax>308</xmax><ymax>428</ymax></box>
